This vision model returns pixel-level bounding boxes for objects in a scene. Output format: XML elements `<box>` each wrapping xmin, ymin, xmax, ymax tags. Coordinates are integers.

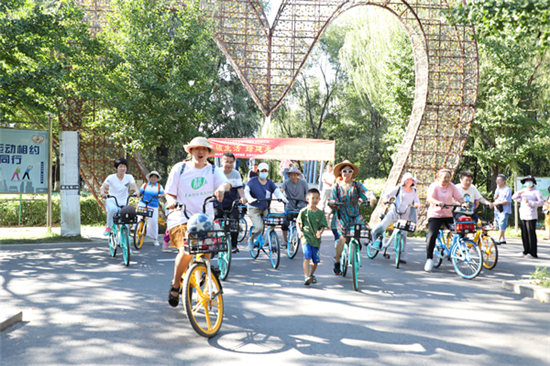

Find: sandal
<box><xmin>168</xmin><ymin>284</ymin><xmax>180</xmax><ymax>307</ymax></box>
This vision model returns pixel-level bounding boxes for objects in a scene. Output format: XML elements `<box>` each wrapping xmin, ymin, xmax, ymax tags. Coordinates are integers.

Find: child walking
<box><xmin>297</xmin><ymin>188</ymin><xmax>328</xmax><ymax>286</ymax></box>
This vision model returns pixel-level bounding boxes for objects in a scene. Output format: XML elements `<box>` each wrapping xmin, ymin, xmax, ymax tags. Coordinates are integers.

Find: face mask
<box><xmin>525</xmin><ymin>181</ymin><xmax>534</xmax><ymax>188</ymax></box>
<box><xmin>259</xmin><ymin>172</ymin><xmax>269</xmax><ymax>179</ymax></box>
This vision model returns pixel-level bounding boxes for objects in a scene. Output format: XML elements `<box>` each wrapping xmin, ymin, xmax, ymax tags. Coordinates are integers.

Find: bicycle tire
<box><xmin>288</xmin><ymin>226</ymin><xmax>299</xmax><ymax>259</ymax></box>
<box><xmin>109</xmin><ymin>230</ymin><xmax>117</xmax><ymax>257</ymax></box>
<box><xmin>249</xmin><ymin>226</ymin><xmax>260</xmax><ymax>259</ymax></box>
<box><xmin>121</xmin><ymin>225</ymin><xmax>130</xmax><ymax>266</ymax></box>
<box><xmin>480</xmin><ymin>235</ymin><xmax>498</xmax><ymax>270</ymax></box>
<box><xmin>268</xmin><ymin>230</ymin><xmax>280</xmax><ymax>269</ymax></box>
<box><xmin>134</xmin><ymin>220</ymin><xmax>145</xmax><ymax>250</ymax></box>
<box><xmin>340</xmin><ymin>242</ymin><xmax>349</xmax><ymax>277</ymax></box>
<box><xmin>218</xmin><ymin>236</ymin><xmax>232</xmax><ymax>281</ymax></box>
<box><xmin>451</xmin><ymin>239</ymin><xmax>482</xmax><ymax>279</ymax></box>
<box><xmin>366</xmin><ymin>240</ymin><xmax>379</xmax><ymax>259</ymax></box>
<box><xmin>237</xmin><ymin>217</ymin><xmax>247</xmax><ymax>243</ymax></box>
<box><xmin>394</xmin><ymin>231</ymin><xmax>402</xmax><ymax>269</ymax></box>
<box><xmin>432</xmin><ymin>236</ymin><xmax>444</xmax><ymax>268</ymax></box>
<box><xmin>351</xmin><ymin>240</ymin><xmax>360</xmax><ymax>291</ymax></box>
<box><xmin>183</xmin><ymin>262</ymin><xmax>224</xmax><ymax>338</ymax></box>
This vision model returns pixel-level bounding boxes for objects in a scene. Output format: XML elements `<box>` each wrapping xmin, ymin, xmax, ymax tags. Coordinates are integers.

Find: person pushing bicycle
<box><xmin>164</xmin><ymin>137</ymin><xmax>231</xmax><ymax>307</ymax></box>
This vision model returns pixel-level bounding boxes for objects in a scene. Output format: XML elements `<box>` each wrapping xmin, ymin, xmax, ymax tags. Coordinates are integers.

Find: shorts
<box><xmin>495</xmin><ymin>212</ymin><xmax>509</xmax><ymax>231</ymax></box>
<box><xmin>303</xmin><ymin>243</ymin><xmax>320</xmax><ymax>264</ymax></box>
<box><xmin>169</xmin><ymin>224</ymin><xmax>188</xmax><ymax>249</ymax></box>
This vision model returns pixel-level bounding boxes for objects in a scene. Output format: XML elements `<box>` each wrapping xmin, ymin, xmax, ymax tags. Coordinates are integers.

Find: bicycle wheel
<box><xmin>183</xmin><ymin>262</ymin><xmax>224</xmax><ymax>338</ymax></box>
<box><xmin>340</xmin><ymin>242</ymin><xmax>349</xmax><ymax>277</ymax></box>
<box><xmin>351</xmin><ymin>240</ymin><xmax>360</xmax><ymax>291</ymax></box>
<box><xmin>133</xmin><ymin>220</ymin><xmax>145</xmax><ymax>250</ymax></box>
<box><xmin>480</xmin><ymin>235</ymin><xmax>498</xmax><ymax>270</ymax></box>
<box><xmin>287</xmin><ymin>226</ymin><xmax>300</xmax><ymax>259</ymax></box>
<box><xmin>218</xmin><ymin>236</ymin><xmax>232</xmax><ymax>281</ymax></box>
<box><xmin>249</xmin><ymin>226</ymin><xmax>260</xmax><ymax>259</ymax></box>
<box><xmin>394</xmin><ymin>231</ymin><xmax>402</xmax><ymax>269</ymax></box>
<box><xmin>109</xmin><ymin>229</ymin><xmax>117</xmax><ymax>257</ymax></box>
<box><xmin>451</xmin><ymin>239</ymin><xmax>482</xmax><ymax>279</ymax></box>
<box><xmin>120</xmin><ymin>225</ymin><xmax>131</xmax><ymax>266</ymax></box>
<box><xmin>432</xmin><ymin>235</ymin><xmax>444</xmax><ymax>268</ymax></box>
<box><xmin>268</xmin><ymin>230</ymin><xmax>280</xmax><ymax>269</ymax></box>
<box><xmin>237</xmin><ymin>217</ymin><xmax>247</xmax><ymax>243</ymax></box>
<box><xmin>366</xmin><ymin>240</ymin><xmax>379</xmax><ymax>259</ymax></box>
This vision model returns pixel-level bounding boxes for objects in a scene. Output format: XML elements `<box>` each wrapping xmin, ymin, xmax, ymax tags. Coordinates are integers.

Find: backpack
<box><xmin>141</xmin><ymin>182</ymin><xmax>161</xmax><ymax>195</ymax></box>
<box><xmin>180</xmin><ymin>161</ymin><xmax>216</xmax><ymax>176</ymax></box>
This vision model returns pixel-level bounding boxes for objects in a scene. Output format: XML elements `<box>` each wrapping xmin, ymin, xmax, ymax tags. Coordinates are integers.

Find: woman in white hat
<box><xmin>371</xmin><ymin>172</ymin><xmax>420</xmax><ymax>264</ymax></box>
<box><xmin>512</xmin><ymin>175</ymin><xmax>544</xmax><ymax>258</ymax></box>
<box><xmin>164</xmin><ymin>137</ymin><xmax>231</xmax><ymax>307</ymax></box>
<box><xmin>137</xmin><ymin>170</ymin><xmax>165</xmax><ymax>246</ymax></box>
<box><xmin>329</xmin><ymin>160</ymin><xmax>377</xmax><ymax>275</ymax></box>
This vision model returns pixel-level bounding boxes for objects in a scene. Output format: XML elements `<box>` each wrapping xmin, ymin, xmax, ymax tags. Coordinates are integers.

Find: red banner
<box><xmin>209</xmin><ymin>138</ymin><xmax>335</xmax><ymax>161</ymax></box>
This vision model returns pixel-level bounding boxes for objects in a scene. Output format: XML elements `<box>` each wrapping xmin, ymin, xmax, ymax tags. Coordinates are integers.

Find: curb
<box><xmin>502</xmin><ymin>281</ymin><xmax>550</xmax><ymax>302</ymax></box>
<box><xmin>0</xmin><ymin>310</ymin><xmax>23</xmax><ymax>331</ymax></box>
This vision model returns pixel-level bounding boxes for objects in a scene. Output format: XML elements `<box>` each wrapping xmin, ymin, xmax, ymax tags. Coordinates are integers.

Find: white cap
<box><xmin>401</xmin><ymin>172</ymin><xmax>417</xmax><ymax>186</ymax></box>
<box><xmin>258</xmin><ymin>163</ymin><xmax>269</xmax><ymax>171</ymax></box>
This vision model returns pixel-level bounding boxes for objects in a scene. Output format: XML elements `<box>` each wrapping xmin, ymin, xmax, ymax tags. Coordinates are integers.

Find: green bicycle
<box><xmin>107</xmin><ymin>194</ymin><xmax>137</xmax><ymax>267</ymax></box>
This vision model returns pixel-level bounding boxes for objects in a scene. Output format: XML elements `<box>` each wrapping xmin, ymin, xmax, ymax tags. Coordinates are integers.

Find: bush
<box><xmin>0</xmin><ymin>195</ymin><xmax>106</xmax><ymax>226</ymax></box>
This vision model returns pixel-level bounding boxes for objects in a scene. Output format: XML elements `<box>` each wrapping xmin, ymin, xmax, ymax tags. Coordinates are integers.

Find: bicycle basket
<box><xmin>264</xmin><ymin>213</ymin><xmax>285</xmax><ymax>226</ymax></box>
<box><xmin>286</xmin><ymin>211</ymin><xmax>299</xmax><ymax>222</ymax></box>
<box><xmin>136</xmin><ymin>206</ymin><xmax>154</xmax><ymax>218</ymax></box>
<box><xmin>478</xmin><ymin>221</ymin><xmax>494</xmax><ymax>231</ymax></box>
<box><xmin>184</xmin><ymin>230</ymin><xmax>228</xmax><ymax>254</ymax></box>
<box><xmin>394</xmin><ymin>220</ymin><xmax>416</xmax><ymax>233</ymax></box>
<box><xmin>356</xmin><ymin>224</ymin><xmax>371</xmax><ymax>239</ymax></box>
<box><xmin>114</xmin><ymin>206</ymin><xmax>138</xmax><ymax>225</ymax></box>
<box><xmin>215</xmin><ymin>218</ymin><xmax>239</xmax><ymax>233</ymax></box>
<box><xmin>455</xmin><ymin>216</ymin><xmax>476</xmax><ymax>234</ymax></box>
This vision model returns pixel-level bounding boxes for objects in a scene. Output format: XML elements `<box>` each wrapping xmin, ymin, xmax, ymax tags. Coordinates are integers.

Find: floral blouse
<box><xmin>330</xmin><ymin>180</ymin><xmax>372</xmax><ymax>234</ymax></box>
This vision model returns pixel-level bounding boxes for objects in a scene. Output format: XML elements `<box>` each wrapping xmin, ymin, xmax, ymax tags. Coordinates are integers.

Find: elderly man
<box><xmin>279</xmin><ymin>167</ymin><xmax>309</xmax><ymax>249</ymax></box>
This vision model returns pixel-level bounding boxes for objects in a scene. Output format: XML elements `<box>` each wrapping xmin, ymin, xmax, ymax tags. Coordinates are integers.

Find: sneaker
<box><xmin>103</xmin><ymin>227</ymin><xmax>111</xmax><ymax>236</ymax></box>
<box><xmin>231</xmin><ymin>247</ymin><xmax>240</xmax><ymax>254</ymax></box>
<box><xmin>281</xmin><ymin>242</ymin><xmax>287</xmax><ymax>249</ymax></box>
<box><xmin>524</xmin><ymin>253</ymin><xmax>535</xmax><ymax>258</ymax></box>
<box><xmin>500</xmin><ymin>241</ymin><xmax>507</xmax><ymax>245</ymax></box>
<box><xmin>519</xmin><ymin>251</ymin><xmax>526</xmax><ymax>256</ymax></box>
<box><xmin>154</xmin><ymin>240</ymin><xmax>160</xmax><ymax>246</ymax></box>
<box><xmin>401</xmin><ymin>253</ymin><xmax>408</xmax><ymax>262</ymax></box>
<box><xmin>424</xmin><ymin>259</ymin><xmax>433</xmax><ymax>272</ymax></box>
<box><xmin>333</xmin><ymin>262</ymin><xmax>341</xmax><ymax>275</ymax></box>
<box><xmin>373</xmin><ymin>239</ymin><xmax>381</xmax><ymax>250</ymax></box>
<box><xmin>304</xmin><ymin>276</ymin><xmax>313</xmax><ymax>286</ymax></box>
<box><xmin>311</xmin><ymin>275</ymin><xmax>317</xmax><ymax>284</ymax></box>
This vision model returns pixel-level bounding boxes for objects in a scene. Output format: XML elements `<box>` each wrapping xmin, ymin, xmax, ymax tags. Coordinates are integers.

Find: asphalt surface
<box><xmin>1</xmin><ymin>231</ymin><xmax>549</xmax><ymax>366</ymax></box>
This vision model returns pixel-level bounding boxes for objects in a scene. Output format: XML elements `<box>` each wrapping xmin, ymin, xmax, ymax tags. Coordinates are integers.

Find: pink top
<box><xmin>512</xmin><ymin>188</ymin><xmax>544</xmax><ymax>220</ymax></box>
<box><xmin>427</xmin><ymin>182</ymin><xmax>463</xmax><ymax>218</ymax></box>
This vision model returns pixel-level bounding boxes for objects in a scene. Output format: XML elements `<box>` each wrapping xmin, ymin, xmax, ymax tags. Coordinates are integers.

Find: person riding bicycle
<box><xmin>244</xmin><ymin>162</ymin><xmax>288</xmax><ymax>250</ymax></box>
<box><xmin>214</xmin><ymin>152</ymin><xmax>247</xmax><ymax>253</ymax></box>
<box><xmin>328</xmin><ymin>160</ymin><xmax>376</xmax><ymax>275</ymax></box>
<box><xmin>100</xmin><ymin>157</ymin><xmax>140</xmax><ymax>236</ymax></box>
<box><xmin>279</xmin><ymin>166</ymin><xmax>309</xmax><ymax>249</ymax></box>
<box><xmin>425</xmin><ymin>168</ymin><xmax>468</xmax><ymax>272</ymax></box>
<box><xmin>137</xmin><ymin>170</ymin><xmax>165</xmax><ymax>246</ymax></box>
<box><xmin>165</xmin><ymin>137</ymin><xmax>231</xmax><ymax>307</ymax></box>
<box><xmin>371</xmin><ymin>172</ymin><xmax>420</xmax><ymax>264</ymax></box>
<box><xmin>453</xmin><ymin>171</ymin><xmax>493</xmax><ymax>223</ymax></box>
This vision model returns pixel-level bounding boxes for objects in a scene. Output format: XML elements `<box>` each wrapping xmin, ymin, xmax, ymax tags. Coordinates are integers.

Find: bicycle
<box><xmin>106</xmin><ymin>194</ymin><xmax>137</xmax><ymax>267</ymax></box>
<box><xmin>236</xmin><ymin>204</ymin><xmax>248</xmax><ymax>243</ymax></box>
<box><xmin>330</xmin><ymin>201</ymin><xmax>372</xmax><ymax>291</ymax></box>
<box><xmin>366</xmin><ymin>202</ymin><xmax>416</xmax><ymax>269</ymax></box>
<box><xmin>431</xmin><ymin>205</ymin><xmax>483</xmax><ymax>279</ymax></box>
<box><xmin>214</xmin><ymin>199</ymin><xmax>241</xmax><ymax>281</ymax></box>
<box><xmin>133</xmin><ymin>197</ymin><xmax>154</xmax><ymax>249</ymax></box>
<box><xmin>286</xmin><ymin>198</ymin><xmax>308</xmax><ymax>259</ymax></box>
<box><xmin>168</xmin><ymin>195</ymin><xmax>228</xmax><ymax>338</ymax></box>
<box><xmin>249</xmin><ymin>198</ymin><xmax>284</xmax><ymax>269</ymax></box>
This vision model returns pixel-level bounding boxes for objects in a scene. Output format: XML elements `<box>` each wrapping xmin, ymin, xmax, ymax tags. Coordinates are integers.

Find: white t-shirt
<box><xmin>165</xmin><ymin>161</ymin><xmax>229</xmax><ymax>230</ymax></box>
<box><xmin>104</xmin><ymin>174</ymin><xmax>135</xmax><ymax>207</ymax></box>
<box><xmin>322</xmin><ymin>171</ymin><xmax>335</xmax><ymax>191</ymax></box>
<box><xmin>455</xmin><ymin>184</ymin><xmax>482</xmax><ymax>215</ymax></box>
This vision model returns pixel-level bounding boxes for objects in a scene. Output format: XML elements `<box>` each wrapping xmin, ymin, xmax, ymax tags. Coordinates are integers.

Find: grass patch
<box><xmin>530</xmin><ymin>267</ymin><xmax>550</xmax><ymax>289</ymax></box>
<box><xmin>0</xmin><ymin>234</ymin><xmax>92</xmax><ymax>245</ymax></box>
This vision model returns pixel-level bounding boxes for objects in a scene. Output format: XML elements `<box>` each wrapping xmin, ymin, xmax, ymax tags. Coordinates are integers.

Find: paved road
<box><xmin>1</xmin><ymin>232</ymin><xmax>549</xmax><ymax>366</ymax></box>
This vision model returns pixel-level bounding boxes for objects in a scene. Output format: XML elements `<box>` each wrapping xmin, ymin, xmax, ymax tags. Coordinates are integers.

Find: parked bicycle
<box><xmin>106</xmin><ymin>194</ymin><xmax>136</xmax><ymax>267</ymax></box>
<box><xmin>236</xmin><ymin>204</ymin><xmax>248</xmax><ymax>243</ymax></box>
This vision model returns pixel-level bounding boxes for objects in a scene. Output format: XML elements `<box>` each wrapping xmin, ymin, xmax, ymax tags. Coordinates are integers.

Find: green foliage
<box><xmin>530</xmin><ymin>266</ymin><xmax>550</xmax><ymax>288</ymax></box>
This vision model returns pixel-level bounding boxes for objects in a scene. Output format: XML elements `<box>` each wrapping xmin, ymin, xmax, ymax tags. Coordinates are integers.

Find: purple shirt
<box><xmin>512</xmin><ymin>188</ymin><xmax>544</xmax><ymax>220</ymax></box>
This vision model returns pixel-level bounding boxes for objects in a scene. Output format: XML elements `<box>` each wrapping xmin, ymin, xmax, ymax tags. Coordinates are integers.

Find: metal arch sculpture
<box><xmin>203</xmin><ymin>0</ymin><xmax>478</xmax><ymax>226</ymax></box>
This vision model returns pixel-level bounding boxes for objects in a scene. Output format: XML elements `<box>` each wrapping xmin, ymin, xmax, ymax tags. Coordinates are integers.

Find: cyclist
<box><xmin>137</xmin><ymin>170</ymin><xmax>165</xmax><ymax>246</ymax></box>
<box><xmin>454</xmin><ymin>171</ymin><xmax>493</xmax><ymax>222</ymax></box>
<box><xmin>214</xmin><ymin>152</ymin><xmax>247</xmax><ymax>253</ymax></box>
<box><xmin>371</xmin><ymin>172</ymin><xmax>420</xmax><ymax>264</ymax></box>
<box><xmin>328</xmin><ymin>160</ymin><xmax>376</xmax><ymax>275</ymax></box>
<box><xmin>248</xmin><ymin>163</ymin><xmax>259</xmax><ymax>180</ymax></box>
<box><xmin>244</xmin><ymin>162</ymin><xmax>288</xmax><ymax>250</ymax></box>
<box><xmin>100</xmin><ymin>157</ymin><xmax>140</xmax><ymax>236</ymax></box>
<box><xmin>165</xmin><ymin>137</ymin><xmax>231</xmax><ymax>307</ymax></box>
<box><xmin>424</xmin><ymin>168</ymin><xmax>468</xmax><ymax>272</ymax></box>
<box><xmin>279</xmin><ymin>166</ymin><xmax>308</xmax><ymax>249</ymax></box>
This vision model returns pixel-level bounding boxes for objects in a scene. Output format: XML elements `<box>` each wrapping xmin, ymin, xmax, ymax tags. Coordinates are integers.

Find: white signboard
<box><xmin>0</xmin><ymin>129</ymin><xmax>49</xmax><ymax>194</ymax></box>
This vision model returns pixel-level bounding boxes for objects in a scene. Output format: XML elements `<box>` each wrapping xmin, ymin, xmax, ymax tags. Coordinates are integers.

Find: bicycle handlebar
<box><xmin>107</xmin><ymin>194</ymin><xmax>136</xmax><ymax>208</ymax></box>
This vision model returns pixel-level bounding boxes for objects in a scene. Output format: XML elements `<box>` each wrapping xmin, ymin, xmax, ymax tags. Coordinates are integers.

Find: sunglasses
<box><xmin>341</xmin><ymin>169</ymin><xmax>354</xmax><ymax>174</ymax></box>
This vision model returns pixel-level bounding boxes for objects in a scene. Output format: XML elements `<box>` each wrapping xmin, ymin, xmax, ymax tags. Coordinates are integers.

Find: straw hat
<box><xmin>184</xmin><ymin>137</ymin><xmax>217</xmax><ymax>156</ymax></box>
<box><xmin>333</xmin><ymin>160</ymin><xmax>359</xmax><ymax>178</ymax></box>
<box><xmin>146</xmin><ymin>170</ymin><xmax>161</xmax><ymax>181</ymax></box>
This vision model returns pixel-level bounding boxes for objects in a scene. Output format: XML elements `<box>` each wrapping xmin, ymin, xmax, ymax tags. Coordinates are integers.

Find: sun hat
<box><xmin>520</xmin><ymin>175</ymin><xmax>537</xmax><ymax>185</ymax></box>
<box><xmin>258</xmin><ymin>162</ymin><xmax>269</xmax><ymax>171</ymax></box>
<box><xmin>400</xmin><ymin>172</ymin><xmax>417</xmax><ymax>186</ymax></box>
<box><xmin>288</xmin><ymin>167</ymin><xmax>301</xmax><ymax>175</ymax></box>
<box><xmin>333</xmin><ymin>160</ymin><xmax>359</xmax><ymax>178</ymax></box>
<box><xmin>146</xmin><ymin>170</ymin><xmax>161</xmax><ymax>181</ymax></box>
<box><xmin>183</xmin><ymin>137</ymin><xmax>217</xmax><ymax>156</ymax></box>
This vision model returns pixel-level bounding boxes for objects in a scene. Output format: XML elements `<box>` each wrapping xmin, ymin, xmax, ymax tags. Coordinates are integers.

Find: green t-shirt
<box><xmin>297</xmin><ymin>207</ymin><xmax>328</xmax><ymax>248</ymax></box>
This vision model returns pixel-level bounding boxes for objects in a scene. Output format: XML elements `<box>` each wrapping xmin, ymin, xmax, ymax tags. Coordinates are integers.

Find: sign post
<box><xmin>60</xmin><ymin>131</ymin><xmax>80</xmax><ymax>236</ymax></box>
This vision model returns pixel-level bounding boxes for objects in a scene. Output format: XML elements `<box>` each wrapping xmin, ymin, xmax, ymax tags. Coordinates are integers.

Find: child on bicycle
<box><xmin>297</xmin><ymin>188</ymin><xmax>328</xmax><ymax>285</ymax></box>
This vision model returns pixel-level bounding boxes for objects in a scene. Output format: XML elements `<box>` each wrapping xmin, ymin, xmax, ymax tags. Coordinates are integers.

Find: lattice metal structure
<box><xmin>203</xmin><ymin>0</ymin><xmax>478</xmax><ymax>226</ymax></box>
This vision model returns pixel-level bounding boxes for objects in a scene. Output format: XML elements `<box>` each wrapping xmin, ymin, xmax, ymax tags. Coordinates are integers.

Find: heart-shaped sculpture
<box><xmin>32</xmin><ymin>135</ymin><xmax>45</xmax><ymax>145</ymax></box>
<box><xmin>204</xmin><ymin>0</ymin><xmax>479</xmax><ymax>225</ymax></box>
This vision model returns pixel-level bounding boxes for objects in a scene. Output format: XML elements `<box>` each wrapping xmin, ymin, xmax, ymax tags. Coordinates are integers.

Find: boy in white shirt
<box><xmin>454</xmin><ymin>171</ymin><xmax>493</xmax><ymax>222</ymax></box>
